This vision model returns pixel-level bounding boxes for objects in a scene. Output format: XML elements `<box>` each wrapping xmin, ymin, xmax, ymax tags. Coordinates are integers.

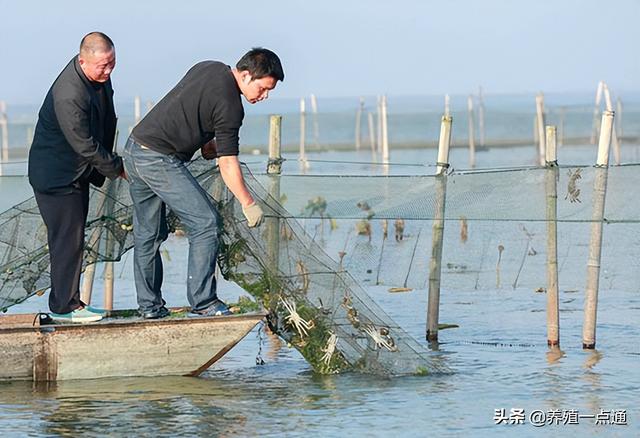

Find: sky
<box><xmin>0</xmin><ymin>0</ymin><xmax>638</xmax><ymax>106</ymax></box>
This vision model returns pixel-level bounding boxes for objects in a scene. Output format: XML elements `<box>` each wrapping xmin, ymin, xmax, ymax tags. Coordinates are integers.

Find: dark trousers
<box><xmin>34</xmin><ymin>185</ymin><xmax>89</xmax><ymax>314</ymax></box>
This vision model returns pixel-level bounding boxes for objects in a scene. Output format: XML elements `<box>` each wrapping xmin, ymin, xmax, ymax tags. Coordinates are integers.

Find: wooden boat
<box><xmin>0</xmin><ymin>309</ymin><xmax>265</xmax><ymax>382</ymax></box>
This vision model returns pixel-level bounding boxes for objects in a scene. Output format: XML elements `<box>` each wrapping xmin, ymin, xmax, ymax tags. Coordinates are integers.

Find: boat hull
<box><xmin>0</xmin><ymin>313</ymin><xmax>265</xmax><ymax>381</ymax></box>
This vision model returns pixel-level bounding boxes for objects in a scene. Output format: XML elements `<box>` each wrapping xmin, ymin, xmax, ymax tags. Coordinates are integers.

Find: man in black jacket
<box><xmin>28</xmin><ymin>32</ymin><xmax>124</xmax><ymax>323</ymax></box>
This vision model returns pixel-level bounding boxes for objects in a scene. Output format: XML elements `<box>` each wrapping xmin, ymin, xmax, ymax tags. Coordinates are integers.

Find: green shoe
<box><xmin>50</xmin><ymin>307</ymin><xmax>103</xmax><ymax>324</ymax></box>
<box><xmin>85</xmin><ymin>305</ymin><xmax>107</xmax><ymax>316</ymax></box>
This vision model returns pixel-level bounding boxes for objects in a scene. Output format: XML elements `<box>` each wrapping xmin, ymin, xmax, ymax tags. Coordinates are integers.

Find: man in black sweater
<box><xmin>123</xmin><ymin>48</ymin><xmax>284</xmax><ymax>319</ymax></box>
<box><xmin>28</xmin><ymin>32</ymin><xmax>125</xmax><ymax>323</ymax></box>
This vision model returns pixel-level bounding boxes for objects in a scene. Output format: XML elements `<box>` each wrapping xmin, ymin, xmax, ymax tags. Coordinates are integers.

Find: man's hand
<box><xmin>242</xmin><ymin>202</ymin><xmax>264</xmax><ymax>227</ymax></box>
<box><xmin>201</xmin><ymin>139</ymin><xmax>217</xmax><ymax>160</ymax></box>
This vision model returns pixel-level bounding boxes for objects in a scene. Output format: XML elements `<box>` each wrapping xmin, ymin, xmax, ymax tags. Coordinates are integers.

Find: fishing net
<box><xmin>0</xmin><ymin>159</ymin><xmax>449</xmax><ymax>376</ymax></box>
<box><xmin>2</xmin><ymin>158</ymin><xmax>638</xmax><ymax>373</ymax></box>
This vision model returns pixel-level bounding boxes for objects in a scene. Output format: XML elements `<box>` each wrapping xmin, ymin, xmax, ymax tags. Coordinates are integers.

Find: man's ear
<box><xmin>243</xmin><ymin>72</ymin><xmax>252</xmax><ymax>85</ymax></box>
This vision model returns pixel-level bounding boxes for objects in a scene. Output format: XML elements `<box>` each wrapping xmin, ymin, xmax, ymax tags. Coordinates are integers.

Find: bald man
<box><xmin>29</xmin><ymin>32</ymin><xmax>124</xmax><ymax>323</ymax></box>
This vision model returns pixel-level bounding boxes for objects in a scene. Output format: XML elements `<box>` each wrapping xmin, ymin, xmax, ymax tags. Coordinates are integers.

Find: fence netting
<box><xmin>1</xmin><ymin>159</ymin><xmax>638</xmax><ymax>374</ymax></box>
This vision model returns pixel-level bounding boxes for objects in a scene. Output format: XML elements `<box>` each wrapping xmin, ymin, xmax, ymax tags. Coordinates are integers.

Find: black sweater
<box><xmin>131</xmin><ymin>61</ymin><xmax>244</xmax><ymax>162</ymax></box>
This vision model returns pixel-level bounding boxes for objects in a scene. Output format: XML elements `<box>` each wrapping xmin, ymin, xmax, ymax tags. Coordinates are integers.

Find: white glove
<box><xmin>242</xmin><ymin>202</ymin><xmax>264</xmax><ymax>227</ymax></box>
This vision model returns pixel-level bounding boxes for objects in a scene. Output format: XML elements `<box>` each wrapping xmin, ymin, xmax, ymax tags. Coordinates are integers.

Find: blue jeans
<box><xmin>122</xmin><ymin>137</ymin><xmax>220</xmax><ymax>313</ymax></box>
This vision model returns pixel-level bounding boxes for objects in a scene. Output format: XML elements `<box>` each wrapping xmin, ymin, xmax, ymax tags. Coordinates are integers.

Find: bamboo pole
<box><xmin>558</xmin><ymin>107</ymin><xmax>565</xmax><ymax>147</ymax></box>
<box><xmin>545</xmin><ymin>125</ymin><xmax>559</xmax><ymax>346</ymax></box>
<box><xmin>310</xmin><ymin>94</ymin><xmax>319</xmax><ymax>148</ymax></box>
<box><xmin>533</xmin><ymin>116</ymin><xmax>539</xmax><ymax>152</ymax></box>
<box><xmin>535</xmin><ymin>93</ymin><xmax>546</xmax><ymax>166</ymax></box>
<box><xmin>355</xmin><ymin>97</ymin><xmax>364</xmax><ymax>150</ymax></box>
<box><xmin>26</xmin><ymin>126</ymin><xmax>34</xmax><ymax>150</ymax></box>
<box><xmin>616</xmin><ymin>98</ymin><xmax>623</xmax><ymax>141</ymax></box>
<box><xmin>266</xmin><ymin>115</ymin><xmax>282</xmax><ymax>273</ymax></box>
<box><xmin>103</xmin><ymin>189</ymin><xmax>115</xmax><ymax>311</ymax></box>
<box><xmin>0</xmin><ymin>101</ymin><xmax>9</xmax><ymax>170</ymax></box>
<box><xmin>381</xmin><ymin>95</ymin><xmax>389</xmax><ymax>165</ymax></box>
<box><xmin>467</xmin><ymin>95</ymin><xmax>476</xmax><ymax>168</ymax></box>
<box><xmin>367</xmin><ymin>111</ymin><xmax>376</xmax><ymax>159</ymax></box>
<box><xmin>81</xmin><ymin>211</ymin><xmax>106</xmax><ymax>305</ymax></box>
<box><xmin>376</xmin><ymin>95</ymin><xmax>382</xmax><ymax>154</ymax></box>
<box><xmin>299</xmin><ymin>98</ymin><xmax>308</xmax><ymax>170</ymax></box>
<box><xmin>426</xmin><ymin>115</ymin><xmax>452</xmax><ymax>342</ymax></box>
<box><xmin>478</xmin><ymin>86</ymin><xmax>486</xmax><ymax>147</ymax></box>
<box><xmin>134</xmin><ymin>95</ymin><xmax>141</xmax><ymax>125</ymax></box>
<box><xmin>602</xmin><ymin>84</ymin><xmax>620</xmax><ymax>165</ymax></box>
<box><xmin>590</xmin><ymin>81</ymin><xmax>604</xmax><ymax>144</ymax></box>
<box><xmin>583</xmin><ymin>110</ymin><xmax>614</xmax><ymax>349</ymax></box>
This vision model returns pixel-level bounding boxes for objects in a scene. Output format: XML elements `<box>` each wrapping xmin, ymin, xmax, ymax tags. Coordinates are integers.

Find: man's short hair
<box><xmin>236</xmin><ymin>48</ymin><xmax>284</xmax><ymax>82</ymax></box>
<box><xmin>80</xmin><ymin>32</ymin><xmax>114</xmax><ymax>56</ymax></box>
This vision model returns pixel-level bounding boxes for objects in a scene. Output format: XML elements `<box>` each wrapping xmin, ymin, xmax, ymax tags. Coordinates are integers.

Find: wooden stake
<box><xmin>310</xmin><ymin>94</ymin><xmax>319</xmax><ymax>148</ymax></box>
<box><xmin>299</xmin><ymin>98</ymin><xmax>308</xmax><ymax>170</ymax></box>
<box><xmin>616</xmin><ymin>98</ymin><xmax>623</xmax><ymax>141</ymax></box>
<box><xmin>0</xmin><ymin>101</ymin><xmax>9</xmax><ymax>169</ymax></box>
<box><xmin>545</xmin><ymin>126</ymin><xmax>559</xmax><ymax>346</ymax></box>
<box><xmin>267</xmin><ymin>115</ymin><xmax>283</xmax><ymax>175</ymax></box>
<box><xmin>376</xmin><ymin>96</ymin><xmax>383</xmax><ymax>154</ymax></box>
<box><xmin>535</xmin><ymin>93</ymin><xmax>546</xmax><ymax>166</ymax></box>
<box><xmin>266</xmin><ymin>115</ymin><xmax>282</xmax><ymax>273</ymax></box>
<box><xmin>558</xmin><ymin>107</ymin><xmax>566</xmax><ymax>147</ymax></box>
<box><xmin>367</xmin><ymin>111</ymin><xmax>376</xmax><ymax>158</ymax></box>
<box><xmin>467</xmin><ymin>95</ymin><xmax>476</xmax><ymax>168</ymax></box>
<box><xmin>355</xmin><ymin>97</ymin><xmax>364</xmax><ymax>150</ymax></box>
<box><xmin>381</xmin><ymin>95</ymin><xmax>389</xmax><ymax>165</ymax></box>
<box><xmin>478</xmin><ymin>86</ymin><xmax>486</xmax><ymax>147</ymax></box>
<box><xmin>583</xmin><ymin>110</ymin><xmax>614</xmax><ymax>349</ymax></box>
<box><xmin>590</xmin><ymin>81</ymin><xmax>604</xmax><ymax>145</ymax></box>
<box><xmin>602</xmin><ymin>84</ymin><xmax>620</xmax><ymax>165</ymax></box>
<box><xmin>426</xmin><ymin>115</ymin><xmax>452</xmax><ymax>342</ymax></box>
<box><xmin>134</xmin><ymin>96</ymin><xmax>141</xmax><ymax>125</ymax></box>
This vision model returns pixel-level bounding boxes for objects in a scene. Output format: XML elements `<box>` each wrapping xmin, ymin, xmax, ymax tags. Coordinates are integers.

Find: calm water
<box><xmin>1</xmin><ymin>146</ymin><xmax>639</xmax><ymax>436</ymax></box>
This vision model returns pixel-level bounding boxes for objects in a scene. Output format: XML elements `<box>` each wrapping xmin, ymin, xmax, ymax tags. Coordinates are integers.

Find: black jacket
<box><xmin>29</xmin><ymin>56</ymin><xmax>123</xmax><ymax>194</ymax></box>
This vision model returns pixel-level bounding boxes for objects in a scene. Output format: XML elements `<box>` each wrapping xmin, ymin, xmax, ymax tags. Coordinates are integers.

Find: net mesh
<box><xmin>2</xmin><ymin>159</ymin><xmax>638</xmax><ymax>373</ymax></box>
<box><xmin>0</xmin><ymin>159</ymin><xmax>450</xmax><ymax>376</ymax></box>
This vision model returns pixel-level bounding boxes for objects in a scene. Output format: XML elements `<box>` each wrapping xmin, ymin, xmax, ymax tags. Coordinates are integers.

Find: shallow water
<box><xmin>1</xmin><ymin>147</ymin><xmax>639</xmax><ymax>436</ymax></box>
<box><xmin>2</xmin><ymin>277</ymin><xmax>638</xmax><ymax>436</ymax></box>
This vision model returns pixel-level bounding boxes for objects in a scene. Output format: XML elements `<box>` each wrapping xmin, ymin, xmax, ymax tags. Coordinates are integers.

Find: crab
<box><xmin>362</xmin><ymin>324</ymin><xmax>398</xmax><ymax>352</ymax></box>
<box><xmin>280</xmin><ymin>297</ymin><xmax>314</xmax><ymax>337</ymax></box>
<box><xmin>321</xmin><ymin>331</ymin><xmax>338</xmax><ymax>365</ymax></box>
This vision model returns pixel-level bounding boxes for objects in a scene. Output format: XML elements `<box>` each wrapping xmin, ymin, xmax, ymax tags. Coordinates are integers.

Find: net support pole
<box><xmin>368</xmin><ymin>112</ymin><xmax>376</xmax><ymax>159</ymax></box>
<box><xmin>478</xmin><ymin>86</ymin><xmax>485</xmax><ymax>147</ymax></box>
<box><xmin>376</xmin><ymin>96</ymin><xmax>382</xmax><ymax>155</ymax></box>
<box><xmin>310</xmin><ymin>94</ymin><xmax>319</xmax><ymax>148</ymax></box>
<box><xmin>102</xmin><ymin>179</ymin><xmax>117</xmax><ymax>311</ymax></box>
<box><xmin>535</xmin><ymin>93</ymin><xmax>546</xmax><ymax>166</ymax></box>
<box><xmin>134</xmin><ymin>95</ymin><xmax>141</xmax><ymax>125</ymax></box>
<box><xmin>590</xmin><ymin>81</ymin><xmax>604</xmax><ymax>145</ymax></box>
<box><xmin>299</xmin><ymin>98</ymin><xmax>309</xmax><ymax>171</ymax></box>
<box><xmin>602</xmin><ymin>84</ymin><xmax>621</xmax><ymax>165</ymax></box>
<box><xmin>381</xmin><ymin>95</ymin><xmax>389</xmax><ymax>166</ymax></box>
<box><xmin>355</xmin><ymin>97</ymin><xmax>364</xmax><ymax>151</ymax></box>
<box><xmin>467</xmin><ymin>95</ymin><xmax>476</xmax><ymax>168</ymax></box>
<box><xmin>426</xmin><ymin>115</ymin><xmax>452</xmax><ymax>342</ymax></box>
<box><xmin>545</xmin><ymin>126</ymin><xmax>559</xmax><ymax>346</ymax></box>
<box><xmin>80</xmin><ymin>189</ymin><xmax>109</xmax><ymax>304</ymax></box>
<box><xmin>0</xmin><ymin>101</ymin><xmax>9</xmax><ymax>175</ymax></box>
<box><xmin>266</xmin><ymin>115</ymin><xmax>282</xmax><ymax>273</ymax></box>
<box><xmin>583</xmin><ymin>110</ymin><xmax>614</xmax><ymax>349</ymax></box>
